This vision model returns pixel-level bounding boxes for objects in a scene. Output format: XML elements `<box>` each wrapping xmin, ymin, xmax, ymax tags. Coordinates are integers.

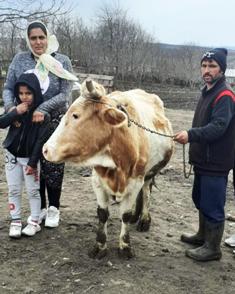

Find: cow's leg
<box><xmin>89</xmin><ymin>173</ymin><xmax>109</xmax><ymax>259</ymax></box>
<box><xmin>137</xmin><ymin>179</ymin><xmax>152</xmax><ymax>232</ymax></box>
<box><xmin>118</xmin><ymin>180</ymin><xmax>143</xmax><ymax>258</ymax></box>
<box><xmin>119</xmin><ymin>198</ymin><xmax>135</xmax><ymax>259</ymax></box>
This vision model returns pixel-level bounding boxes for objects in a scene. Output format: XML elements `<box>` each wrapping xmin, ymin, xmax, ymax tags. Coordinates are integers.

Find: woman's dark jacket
<box><xmin>0</xmin><ymin>73</ymin><xmax>49</xmax><ymax>168</ymax></box>
<box><xmin>188</xmin><ymin>76</ymin><xmax>235</xmax><ymax>176</ymax></box>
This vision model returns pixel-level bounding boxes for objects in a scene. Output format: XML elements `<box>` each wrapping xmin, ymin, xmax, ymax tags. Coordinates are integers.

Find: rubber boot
<box><xmin>181</xmin><ymin>211</ymin><xmax>205</xmax><ymax>245</ymax></box>
<box><xmin>233</xmin><ymin>168</ymin><xmax>235</xmax><ymax>196</ymax></box>
<box><xmin>185</xmin><ymin>221</ymin><xmax>224</xmax><ymax>261</ymax></box>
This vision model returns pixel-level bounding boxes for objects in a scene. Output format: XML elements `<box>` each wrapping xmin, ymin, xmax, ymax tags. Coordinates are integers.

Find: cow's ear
<box><xmin>102</xmin><ymin>107</ymin><xmax>127</xmax><ymax>127</ymax></box>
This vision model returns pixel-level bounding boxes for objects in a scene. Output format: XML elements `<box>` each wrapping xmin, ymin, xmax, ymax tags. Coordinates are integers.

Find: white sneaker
<box><xmin>38</xmin><ymin>208</ymin><xmax>47</xmax><ymax>225</ymax></box>
<box><xmin>224</xmin><ymin>234</ymin><xmax>235</xmax><ymax>247</ymax></box>
<box><xmin>27</xmin><ymin>212</ymin><xmax>45</xmax><ymax>225</ymax></box>
<box><xmin>45</xmin><ymin>206</ymin><xmax>60</xmax><ymax>228</ymax></box>
<box><xmin>9</xmin><ymin>221</ymin><xmax>22</xmax><ymax>238</ymax></box>
<box><xmin>22</xmin><ymin>221</ymin><xmax>41</xmax><ymax>236</ymax></box>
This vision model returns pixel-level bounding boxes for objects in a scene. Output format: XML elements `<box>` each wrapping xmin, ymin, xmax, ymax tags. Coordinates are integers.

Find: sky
<box><xmin>69</xmin><ymin>0</ymin><xmax>235</xmax><ymax>48</ymax></box>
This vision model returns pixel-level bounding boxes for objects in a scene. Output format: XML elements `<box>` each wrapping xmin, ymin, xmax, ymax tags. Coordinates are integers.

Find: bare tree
<box><xmin>174</xmin><ymin>44</ymin><xmax>202</xmax><ymax>86</ymax></box>
<box><xmin>0</xmin><ymin>21</ymin><xmax>23</xmax><ymax>63</ymax></box>
<box><xmin>53</xmin><ymin>17</ymin><xmax>74</xmax><ymax>58</ymax></box>
<box><xmin>0</xmin><ymin>0</ymin><xmax>208</xmax><ymax>88</ymax></box>
<box><xmin>52</xmin><ymin>17</ymin><xmax>97</xmax><ymax>71</ymax></box>
<box><xmin>0</xmin><ymin>0</ymin><xmax>70</xmax><ymax>24</ymax></box>
<box><xmin>94</xmin><ymin>2</ymin><xmax>154</xmax><ymax>79</ymax></box>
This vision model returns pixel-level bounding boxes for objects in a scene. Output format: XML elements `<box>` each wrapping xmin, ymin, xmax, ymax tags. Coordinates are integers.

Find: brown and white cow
<box><xmin>43</xmin><ymin>79</ymin><xmax>174</xmax><ymax>259</ymax></box>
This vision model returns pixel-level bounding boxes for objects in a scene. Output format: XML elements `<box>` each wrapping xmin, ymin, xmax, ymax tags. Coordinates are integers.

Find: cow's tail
<box><xmin>130</xmin><ymin>189</ymin><xmax>143</xmax><ymax>224</ymax></box>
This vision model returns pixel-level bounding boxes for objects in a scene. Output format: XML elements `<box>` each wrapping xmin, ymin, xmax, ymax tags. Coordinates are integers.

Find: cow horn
<box><xmin>85</xmin><ymin>78</ymin><xmax>104</xmax><ymax>99</ymax></box>
<box><xmin>86</xmin><ymin>78</ymin><xmax>94</xmax><ymax>93</ymax></box>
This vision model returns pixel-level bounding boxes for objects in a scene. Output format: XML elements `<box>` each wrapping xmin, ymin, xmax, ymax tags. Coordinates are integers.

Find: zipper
<box><xmin>16</xmin><ymin>124</ymin><xmax>26</xmax><ymax>157</ymax></box>
<box><xmin>26</xmin><ymin>124</ymin><xmax>34</xmax><ymax>155</ymax></box>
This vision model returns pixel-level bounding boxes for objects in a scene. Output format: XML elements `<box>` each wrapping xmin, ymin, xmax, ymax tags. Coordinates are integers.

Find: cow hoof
<box><xmin>129</xmin><ymin>214</ymin><xmax>139</xmax><ymax>224</ymax></box>
<box><xmin>88</xmin><ymin>244</ymin><xmax>108</xmax><ymax>259</ymax></box>
<box><xmin>137</xmin><ymin>218</ymin><xmax>151</xmax><ymax>232</ymax></box>
<box><xmin>118</xmin><ymin>247</ymin><xmax>135</xmax><ymax>259</ymax></box>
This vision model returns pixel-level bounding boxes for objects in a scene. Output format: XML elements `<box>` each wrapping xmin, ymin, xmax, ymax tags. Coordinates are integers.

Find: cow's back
<box><xmin>109</xmin><ymin>89</ymin><xmax>171</xmax><ymax>131</ymax></box>
<box><xmin>109</xmin><ymin>89</ymin><xmax>174</xmax><ymax>172</ymax></box>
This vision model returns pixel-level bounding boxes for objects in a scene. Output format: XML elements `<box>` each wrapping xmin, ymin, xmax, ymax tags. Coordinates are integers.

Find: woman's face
<box><xmin>28</xmin><ymin>28</ymin><xmax>48</xmax><ymax>55</ymax></box>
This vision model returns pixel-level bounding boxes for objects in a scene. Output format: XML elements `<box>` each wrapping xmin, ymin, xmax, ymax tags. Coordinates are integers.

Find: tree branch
<box><xmin>0</xmin><ymin>0</ymin><xmax>72</xmax><ymax>23</ymax></box>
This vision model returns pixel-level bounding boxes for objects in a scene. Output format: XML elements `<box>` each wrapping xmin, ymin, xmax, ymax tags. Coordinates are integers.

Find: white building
<box><xmin>225</xmin><ymin>69</ymin><xmax>235</xmax><ymax>85</ymax></box>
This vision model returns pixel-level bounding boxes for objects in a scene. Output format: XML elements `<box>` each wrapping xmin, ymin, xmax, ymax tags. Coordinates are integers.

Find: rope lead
<box><xmin>183</xmin><ymin>144</ymin><xmax>192</xmax><ymax>178</ymax></box>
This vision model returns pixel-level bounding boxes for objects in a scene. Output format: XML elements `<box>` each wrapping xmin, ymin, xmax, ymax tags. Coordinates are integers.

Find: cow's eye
<box><xmin>73</xmin><ymin>113</ymin><xmax>79</xmax><ymax>119</ymax></box>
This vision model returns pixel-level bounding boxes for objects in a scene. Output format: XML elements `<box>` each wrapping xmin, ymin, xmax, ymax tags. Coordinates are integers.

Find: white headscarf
<box><xmin>26</xmin><ymin>20</ymin><xmax>78</xmax><ymax>82</ymax></box>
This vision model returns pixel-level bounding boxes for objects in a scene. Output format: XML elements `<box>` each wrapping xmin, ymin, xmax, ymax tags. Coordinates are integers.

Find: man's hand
<box><xmin>32</xmin><ymin>111</ymin><xmax>45</xmax><ymax>123</ymax></box>
<box><xmin>25</xmin><ymin>165</ymin><xmax>39</xmax><ymax>181</ymax></box>
<box><xmin>174</xmin><ymin>131</ymin><xmax>189</xmax><ymax>144</ymax></box>
<box><xmin>16</xmin><ymin>103</ymin><xmax>29</xmax><ymax>114</ymax></box>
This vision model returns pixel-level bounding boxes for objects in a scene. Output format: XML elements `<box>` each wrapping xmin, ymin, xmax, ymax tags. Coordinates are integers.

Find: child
<box><xmin>0</xmin><ymin>73</ymin><xmax>49</xmax><ymax>238</ymax></box>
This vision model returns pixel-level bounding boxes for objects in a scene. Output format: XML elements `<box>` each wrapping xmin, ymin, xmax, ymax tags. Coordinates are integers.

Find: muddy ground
<box><xmin>0</xmin><ymin>107</ymin><xmax>235</xmax><ymax>294</ymax></box>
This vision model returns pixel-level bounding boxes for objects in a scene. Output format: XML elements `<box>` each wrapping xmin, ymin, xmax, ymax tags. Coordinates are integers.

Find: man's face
<box><xmin>201</xmin><ymin>59</ymin><xmax>223</xmax><ymax>85</ymax></box>
<box><xmin>28</xmin><ymin>28</ymin><xmax>48</xmax><ymax>55</ymax></box>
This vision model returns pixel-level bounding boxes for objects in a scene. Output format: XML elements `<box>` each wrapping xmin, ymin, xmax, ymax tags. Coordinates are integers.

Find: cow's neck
<box><xmin>94</xmin><ymin>129</ymin><xmax>148</xmax><ymax>194</ymax></box>
<box><xmin>94</xmin><ymin>166</ymin><xmax>127</xmax><ymax>193</ymax></box>
<box><xmin>82</xmin><ymin>152</ymin><xmax>116</xmax><ymax>168</ymax></box>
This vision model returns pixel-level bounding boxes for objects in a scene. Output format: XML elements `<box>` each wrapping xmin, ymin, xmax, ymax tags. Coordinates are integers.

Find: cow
<box><xmin>43</xmin><ymin>79</ymin><xmax>174</xmax><ymax>259</ymax></box>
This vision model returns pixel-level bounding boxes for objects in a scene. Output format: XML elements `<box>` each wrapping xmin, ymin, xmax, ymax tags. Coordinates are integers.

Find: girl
<box><xmin>1</xmin><ymin>73</ymin><xmax>49</xmax><ymax>238</ymax></box>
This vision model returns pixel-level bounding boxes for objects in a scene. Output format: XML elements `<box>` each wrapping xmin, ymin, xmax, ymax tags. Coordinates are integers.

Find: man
<box><xmin>174</xmin><ymin>48</ymin><xmax>235</xmax><ymax>261</ymax></box>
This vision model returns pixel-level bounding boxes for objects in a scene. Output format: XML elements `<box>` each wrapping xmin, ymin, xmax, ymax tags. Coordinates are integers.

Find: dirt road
<box><xmin>0</xmin><ymin>108</ymin><xmax>234</xmax><ymax>294</ymax></box>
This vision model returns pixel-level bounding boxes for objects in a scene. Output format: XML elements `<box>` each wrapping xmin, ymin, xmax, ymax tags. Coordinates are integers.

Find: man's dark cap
<box><xmin>201</xmin><ymin>48</ymin><xmax>228</xmax><ymax>73</ymax></box>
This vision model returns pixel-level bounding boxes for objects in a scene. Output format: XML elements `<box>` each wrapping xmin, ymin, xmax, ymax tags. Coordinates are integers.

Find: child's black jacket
<box><xmin>0</xmin><ymin>73</ymin><xmax>50</xmax><ymax>167</ymax></box>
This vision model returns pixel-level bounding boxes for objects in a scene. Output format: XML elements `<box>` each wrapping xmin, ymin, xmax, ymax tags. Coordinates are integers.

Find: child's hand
<box><xmin>25</xmin><ymin>165</ymin><xmax>39</xmax><ymax>181</ymax></box>
<box><xmin>16</xmin><ymin>103</ymin><xmax>29</xmax><ymax>114</ymax></box>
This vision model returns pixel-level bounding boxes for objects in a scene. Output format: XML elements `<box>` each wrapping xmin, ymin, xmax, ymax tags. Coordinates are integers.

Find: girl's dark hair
<box><xmin>27</xmin><ymin>22</ymin><xmax>47</xmax><ymax>36</ymax></box>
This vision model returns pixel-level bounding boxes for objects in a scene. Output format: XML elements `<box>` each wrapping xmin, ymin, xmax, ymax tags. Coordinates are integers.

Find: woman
<box><xmin>3</xmin><ymin>21</ymin><xmax>78</xmax><ymax>228</ymax></box>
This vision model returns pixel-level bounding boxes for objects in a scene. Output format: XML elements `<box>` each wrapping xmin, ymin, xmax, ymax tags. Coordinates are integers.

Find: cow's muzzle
<box><xmin>43</xmin><ymin>143</ymin><xmax>59</xmax><ymax>162</ymax></box>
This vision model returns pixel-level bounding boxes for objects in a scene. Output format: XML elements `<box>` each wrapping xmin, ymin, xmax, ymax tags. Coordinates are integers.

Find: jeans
<box><xmin>192</xmin><ymin>173</ymin><xmax>227</xmax><ymax>223</ymax></box>
<box><xmin>5</xmin><ymin>150</ymin><xmax>40</xmax><ymax>221</ymax></box>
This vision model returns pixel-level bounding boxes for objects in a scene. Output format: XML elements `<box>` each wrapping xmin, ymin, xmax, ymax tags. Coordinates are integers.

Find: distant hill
<box><xmin>158</xmin><ymin>43</ymin><xmax>208</xmax><ymax>50</ymax></box>
<box><xmin>159</xmin><ymin>42</ymin><xmax>235</xmax><ymax>51</ymax></box>
<box><xmin>157</xmin><ymin>43</ymin><xmax>235</xmax><ymax>68</ymax></box>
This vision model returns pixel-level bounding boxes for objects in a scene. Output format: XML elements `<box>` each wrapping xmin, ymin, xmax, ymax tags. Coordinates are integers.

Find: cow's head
<box><xmin>43</xmin><ymin>79</ymin><xmax>128</xmax><ymax>165</ymax></box>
